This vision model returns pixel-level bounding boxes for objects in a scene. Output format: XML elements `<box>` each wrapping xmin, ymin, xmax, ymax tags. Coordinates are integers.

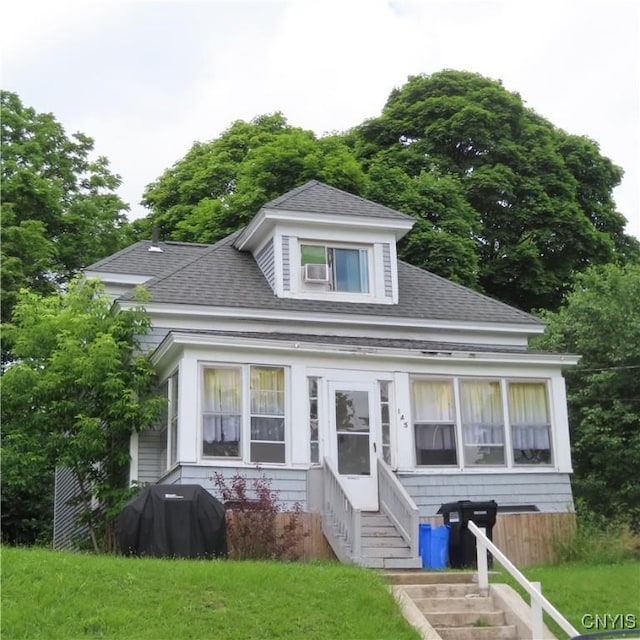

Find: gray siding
<box><xmin>398</xmin><ymin>472</ymin><xmax>574</xmax><ymax>516</ymax></box>
<box><xmin>382</xmin><ymin>243</ymin><xmax>393</xmax><ymax>298</ymax></box>
<box><xmin>160</xmin><ymin>465</ymin><xmax>307</xmax><ymax>510</ymax></box>
<box><xmin>53</xmin><ymin>467</ymin><xmax>88</xmax><ymax>550</ymax></box>
<box><xmin>137</xmin><ymin>429</ymin><xmax>165</xmax><ymax>484</ymax></box>
<box><xmin>255</xmin><ymin>240</ymin><xmax>276</xmax><ymax>291</ymax></box>
<box><xmin>282</xmin><ymin>235</ymin><xmax>291</xmax><ymax>291</ymax></box>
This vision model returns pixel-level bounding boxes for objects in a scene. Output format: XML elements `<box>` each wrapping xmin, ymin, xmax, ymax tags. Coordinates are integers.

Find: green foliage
<box><xmin>2</xmin><ymin>548</ymin><xmax>421</xmax><ymax>640</ymax></box>
<box><xmin>0</xmin><ymin>91</ymin><xmax>132</xmax><ymax>335</ymax></box>
<box><xmin>553</xmin><ymin>502</ymin><xmax>640</xmax><ymax>564</ymax></box>
<box><xmin>1</xmin><ymin>279</ymin><xmax>163</xmax><ymax>550</ymax></box>
<box><xmin>140</xmin><ymin>113</ymin><xmax>367</xmax><ymax>243</ymax></box>
<box><xmin>351</xmin><ymin>70</ymin><xmax>639</xmax><ymax>310</ymax></box>
<box><xmin>533</xmin><ymin>263</ymin><xmax>640</xmax><ymax>529</ymax></box>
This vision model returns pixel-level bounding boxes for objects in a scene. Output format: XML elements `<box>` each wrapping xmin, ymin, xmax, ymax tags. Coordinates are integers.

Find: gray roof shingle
<box><xmin>96</xmin><ymin>234</ymin><xmax>541</xmax><ymax>326</ymax></box>
<box><xmin>263</xmin><ymin>180</ymin><xmax>414</xmax><ymax>221</ymax></box>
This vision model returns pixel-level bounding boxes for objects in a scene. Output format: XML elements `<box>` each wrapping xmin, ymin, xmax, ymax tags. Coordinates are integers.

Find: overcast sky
<box><xmin>3</xmin><ymin>0</ymin><xmax>639</xmax><ymax>239</ymax></box>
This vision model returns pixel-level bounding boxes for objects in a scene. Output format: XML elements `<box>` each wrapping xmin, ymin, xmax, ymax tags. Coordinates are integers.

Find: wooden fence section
<box><xmin>230</xmin><ymin>511</ymin><xmax>575</xmax><ymax>566</ymax></box>
<box><xmin>420</xmin><ymin>511</ymin><xmax>577</xmax><ymax>567</ymax></box>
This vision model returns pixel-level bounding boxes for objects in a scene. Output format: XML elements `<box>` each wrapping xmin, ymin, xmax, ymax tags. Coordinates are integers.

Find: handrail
<box><xmin>468</xmin><ymin>520</ymin><xmax>579</xmax><ymax>639</ymax></box>
<box><xmin>322</xmin><ymin>457</ymin><xmax>361</xmax><ymax>562</ymax></box>
<box><xmin>377</xmin><ymin>457</ymin><xmax>419</xmax><ymax>557</ymax></box>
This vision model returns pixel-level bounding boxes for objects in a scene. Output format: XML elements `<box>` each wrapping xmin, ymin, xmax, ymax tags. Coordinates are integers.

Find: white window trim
<box><xmin>198</xmin><ymin>362</ymin><xmax>290</xmax><ymax>466</ymax></box>
<box><xmin>410</xmin><ymin>375</ymin><xmax>556</xmax><ymax>472</ymax></box>
<box><xmin>290</xmin><ymin>239</ymin><xmax>381</xmax><ymax>303</ymax></box>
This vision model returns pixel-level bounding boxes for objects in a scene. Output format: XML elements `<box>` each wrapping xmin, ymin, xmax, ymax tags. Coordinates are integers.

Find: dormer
<box><xmin>233</xmin><ymin>181</ymin><xmax>414</xmax><ymax>305</ymax></box>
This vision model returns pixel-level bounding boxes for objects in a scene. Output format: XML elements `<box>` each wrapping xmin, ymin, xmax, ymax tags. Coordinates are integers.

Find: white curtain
<box><xmin>250</xmin><ymin>367</ymin><xmax>284</xmax><ymax>415</ymax></box>
<box><xmin>509</xmin><ymin>383</ymin><xmax>550</xmax><ymax>449</ymax></box>
<box><xmin>460</xmin><ymin>380</ymin><xmax>504</xmax><ymax>444</ymax></box>
<box><xmin>203</xmin><ymin>368</ymin><xmax>241</xmax><ymax>443</ymax></box>
<box><xmin>413</xmin><ymin>380</ymin><xmax>455</xmax><ymax>422</ymax></box>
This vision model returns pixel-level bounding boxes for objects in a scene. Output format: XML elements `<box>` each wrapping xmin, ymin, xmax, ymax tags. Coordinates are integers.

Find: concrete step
<box><xmin>435</xmin><ymin>624</ymin><xmax>517</xmax><ymax>640</ymax></box>
<box><xmin>383</xmin><ymin>571</ymin><xmax>477</xmax><ymax>585</ymax></box>
<box><xmin>402</xmin><ymin>583</ymin><xmax>481</xmax><ymax>598</ymax></box>
<box><xmin>415</xmin><ymin>595</ymin><xmax>496</xmax><ymax>613</ymax></box>
<box><xmin>426</xmin><ymin>609</ymin><xmax>506</xmax><ymax>627</ymax></box>
<box><xmin>383</xmin><ymin>556</ymin><xmax>422</xmax><ymax>569</ymax></box>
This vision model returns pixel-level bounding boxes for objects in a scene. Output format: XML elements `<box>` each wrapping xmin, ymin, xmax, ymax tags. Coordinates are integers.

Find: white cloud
<box><xmin>3</xmin><ymin>0</ymin><xmax>639</xmax><ymax>236</ymax></box>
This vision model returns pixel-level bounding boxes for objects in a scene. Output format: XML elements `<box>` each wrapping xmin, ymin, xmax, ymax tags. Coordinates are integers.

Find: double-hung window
<box><xmin>508</xmin><ymin>382</ymin><xmax>551</xmax><ymax>465</ymax></box>
<box><xmin>411</xmin><ymin>376</ymin><xmax>553</xmax><ymax>469</ymax></box>
<box><xmin>413</xmin><ymin>380</ymin><xmax>457</xmax><ymax>465</ymax></box>
<box><xmin>202</xmin><ymin>365</ymin><xmax>286</xmax><ymax>463</ymax></box>
<box><xmin>300</xmin><ymin>244</ymin><xmax>369</xmax><ymax>293</ymax></box>
<box><xmin>250</xmin><ymin>366</ymin><xmax>285</xmax><ymax>463</ymax></box>
<box><xmin>460</xmin><ymin>380</ymin><xmax>505</xmax><ymax>465</ymax></box>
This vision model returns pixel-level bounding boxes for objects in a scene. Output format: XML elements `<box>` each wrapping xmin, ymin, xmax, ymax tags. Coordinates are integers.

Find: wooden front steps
<box><xmin>385</xmin><ymin>571</ymin><xmax>521</xmax><ymax>640</ymax></box>
<box><xmin>359</xmin><ymin>512</ymin><xmax>422</xmax><ymax>569</ymax></box>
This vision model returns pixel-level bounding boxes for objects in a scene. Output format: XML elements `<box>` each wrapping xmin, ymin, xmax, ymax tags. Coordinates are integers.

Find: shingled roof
<box><xmin>93</xmin><ymin>234</ymin><xmax>541</xmax><ymax>326</ymax></box>
<box><xmin>262</xmin><ymin>180</ymin><xmax>414</xmax><ymax>221</ymax></box>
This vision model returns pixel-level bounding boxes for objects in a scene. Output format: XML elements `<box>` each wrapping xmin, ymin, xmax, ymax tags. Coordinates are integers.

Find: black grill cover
<box><xmin>117</xmin><ymin>485</ymin><xmax>227</xmax><ymax>559</ymax></box>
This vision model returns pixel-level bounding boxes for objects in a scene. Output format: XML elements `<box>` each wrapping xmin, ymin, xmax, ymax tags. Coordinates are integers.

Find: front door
<box><xmin>329</xmin><ymin>381</ymin><xmax>379</xmax><ymax>511</ymax></box>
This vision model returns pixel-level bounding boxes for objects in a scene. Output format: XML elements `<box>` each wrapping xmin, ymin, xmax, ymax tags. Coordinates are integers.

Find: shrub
<box><xmin>212</xmin><ymin>471</ymin><xmax>307</xmax><ymax>561</ymax></box>
<box><xmin>553</xmin><ymin>502</ymin><xmax>640</xmax><ymax>564</ymax></box>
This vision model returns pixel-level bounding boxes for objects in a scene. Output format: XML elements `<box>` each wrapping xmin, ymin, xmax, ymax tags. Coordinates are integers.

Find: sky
<box><xmin>3</xmin><ymin>0</ymin><xmax>640</xmax><ymax>239</ymax></box>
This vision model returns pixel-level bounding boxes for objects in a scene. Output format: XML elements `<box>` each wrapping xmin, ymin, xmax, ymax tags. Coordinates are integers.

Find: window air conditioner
<box><xmin>304</xmin><ymin>263</ymin><xmax>329</xmax><ymax>282</ymax></box>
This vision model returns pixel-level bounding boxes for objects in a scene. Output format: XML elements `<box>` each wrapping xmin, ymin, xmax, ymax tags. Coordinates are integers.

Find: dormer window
<box><xmin>300</xmin><ymin>244</ymin><xmax>370</xmax><ymax>293</ymax></box>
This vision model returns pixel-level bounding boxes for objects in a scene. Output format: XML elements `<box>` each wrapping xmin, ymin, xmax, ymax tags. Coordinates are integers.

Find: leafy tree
<box><xmin>0</xmin><ymin>91</ymin><xmax>131</xmax><ymax>331</ymax></box>
<box><xmin>350</xmin><ymin>71</ymin><xmax>639</xmax><ymax>310</ymax></box>
<box><xmin>139</xmin><ymin>113</ymin><xmax>367</xmax><ymax>243</ymax></box>
<box><xmin>533</xmin><ymin>264</ymin><xmax>640</xmax><ymax>529</ymax></box>
<box><xmin>1</xmin><ymin>280</ymin><xmax>162</xmax><ymax>550</ymax></box>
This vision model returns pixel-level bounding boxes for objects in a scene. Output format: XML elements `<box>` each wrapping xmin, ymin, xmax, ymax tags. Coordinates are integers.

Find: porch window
<box><xmin>202</xmin><ymin>367</ymin><xmax>241</xmax><ymax>457</ymax></box>
<box><xmin>250</xmin><ymin>366</ymin><xmax>285</xmax><ymax>463</ymax></box>
<box><xmin>168</xmin><ymin>371</ymin><xmax>179</xmax><ymax>466</ymax></box>
<box><xmin>308</xmin><ymin>377</ymin><xmax>320</xmax><ymax>463</ymax></box>
<box><xmin>509</xmin><ymin>382</ymin><xmax>552</xmax><ymax>465</ymax></box>
<box><xmin>379</xmin><ymin>381</ymin><xmax>392</xmax><ymax>465</ymax></box>
<box><xmin>460</xmin><ymin>380</ymin><xmax>505</xmax><ymax>465</ymax></box>
<box><xmin>412</xmin><ymin>380</ymin><xmax>457</xmax><ymax>465</ymax></box>
<box><xmin>300</xmin><ymin>243</ymin><xmax>369</xmax><ymax>293</ymax></box>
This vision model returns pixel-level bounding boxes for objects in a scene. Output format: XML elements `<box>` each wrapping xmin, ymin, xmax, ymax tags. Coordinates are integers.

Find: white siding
<box><xmin>382</xmin><ymin>243</ymin><xmax>393</xmax><ymax>298</ymax></box>
<box><xmin>282</xmin><ymin>235</ymin><xmax>291</xmax><ymax>291</ymax></box>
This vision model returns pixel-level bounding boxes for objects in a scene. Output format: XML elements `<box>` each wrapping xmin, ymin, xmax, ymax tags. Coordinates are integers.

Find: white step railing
<box><xmin>377</xmin><ymin>457</ymin><xmax>419</xmax><ymax>557</ymax></box>
<box><xmin>322</xmin><ymin>457</ymin><xmax>361</xmax><ymax>563</ymax></box>
<box><xmin>469</xmin><ymin>520</ymin><xmax>579</xmax><ymax>639</ymax></box>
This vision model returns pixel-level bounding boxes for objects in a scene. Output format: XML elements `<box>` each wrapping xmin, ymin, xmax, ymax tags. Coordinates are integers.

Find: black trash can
<box><xmin>437</xmin><ymin>500</ymin><xmax>498</xmax><ymax>569</ymax></box>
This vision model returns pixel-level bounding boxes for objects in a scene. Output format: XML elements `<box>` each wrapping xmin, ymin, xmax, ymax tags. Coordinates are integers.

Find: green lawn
<box><xmin>494</xmin><ymin>561</ymin><xmax>640</xmax><ymax>639</ymax></box>
<box><xmin>1</xmin><ymin>547</ymin><xmax>420</xmax><ymax>640</ymax></box>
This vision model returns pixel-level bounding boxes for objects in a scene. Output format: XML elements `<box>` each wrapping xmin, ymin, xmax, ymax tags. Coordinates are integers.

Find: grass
<box><xmin>493</xmin><ymin>561</ymin><xmax>640</xmax><ymax>639</ymax></box>
<box><xmin>1</xmin><ymin>547</ymin><xmax>421</xmax><ymax>640</ymax></box>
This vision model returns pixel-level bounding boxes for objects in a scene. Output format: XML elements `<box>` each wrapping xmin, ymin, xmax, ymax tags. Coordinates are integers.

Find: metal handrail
<box><xmin>468</xmin><ymin>520</ymin><xmax>579</xmax><ymax>639</ymax></box>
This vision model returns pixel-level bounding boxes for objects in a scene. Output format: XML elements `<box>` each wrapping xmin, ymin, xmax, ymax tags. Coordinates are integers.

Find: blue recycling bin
<box><xmin>418</xmin><ymin>523</ymin><xmax>450</xmax><ymax>569</ymax></box>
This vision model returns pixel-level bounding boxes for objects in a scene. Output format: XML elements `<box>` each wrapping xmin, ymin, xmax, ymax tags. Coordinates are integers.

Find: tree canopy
<box><xmin>0</xmin><ymin>91</ymin><xmax>131</xmax><ymax>331</ymax></box>
<box><xmin>533</xmin><ymin>263</ymin><xmax>640</xmax><ymax>530</ymax></box>
<box><xmin>350</xmin><ymin>71</ymin><xmax>639</xmax><ymax>310</ymax></box>
<box><xmin>139</xmin><ymin>113</ymin><xmax>367</xmax><ymax>242</ymax></box>
<box><xmin>1</xmin><ymin>280</ymin><xmax>161</xmax><ymax>550</ymax></box>
<box><xmin>139</xmin><ymin>71</ymin><xmax>639</xmax><ymax>309</ymax></box>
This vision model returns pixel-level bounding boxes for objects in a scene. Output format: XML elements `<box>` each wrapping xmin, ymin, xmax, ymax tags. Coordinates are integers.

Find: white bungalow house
<box><xmin>53</xmin><ymin>180</ymin><xmax>578</xmax><ymax>567</ymax></box>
